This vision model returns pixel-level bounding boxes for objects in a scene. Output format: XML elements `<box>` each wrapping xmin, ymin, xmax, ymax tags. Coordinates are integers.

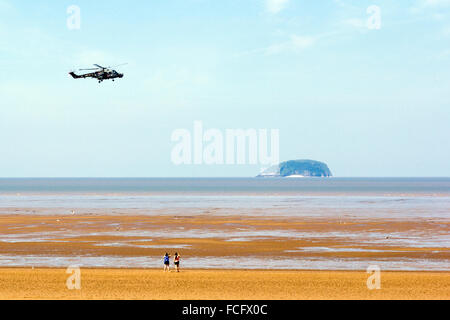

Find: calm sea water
<box><xmin>0</xmin><ymin>177</ymin><xmax>449</xmax><ymax>195</ymax></box>
<box><xmin>0</xmin><ymin>178</ymin><xmax>449</xmax><ymax>218</ymax></box>
<box><xmin>0</xmin><ymin>178</ymin><xmax>448</xmax><ymax>218</ymax></box>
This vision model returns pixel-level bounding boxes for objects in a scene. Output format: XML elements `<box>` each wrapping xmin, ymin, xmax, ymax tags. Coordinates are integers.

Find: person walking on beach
<box><xmin>174</xmin><ymin>252</ymin><xmax>181</xmax><ymax>272</ymax></box>
<box><xmin>163</xmin><ymin>253</ymin><xmax>171</xmax><ymax>272</ymax></box>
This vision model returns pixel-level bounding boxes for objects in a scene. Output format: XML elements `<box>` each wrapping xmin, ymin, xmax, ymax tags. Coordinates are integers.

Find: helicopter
<box><xmin>69</xmin><ymin>64</ymin><xmax>127</xmax><ymax>83</ymax></box>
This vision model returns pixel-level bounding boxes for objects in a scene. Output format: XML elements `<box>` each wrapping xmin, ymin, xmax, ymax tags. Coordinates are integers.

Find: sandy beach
<box><xmin>0</xmin><ymin>268</ymin><xmax>448</xmax><ymax>300</ymax></box>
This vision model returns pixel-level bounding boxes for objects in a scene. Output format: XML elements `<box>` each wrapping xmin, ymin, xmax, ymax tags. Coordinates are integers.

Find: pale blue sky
<box><xmin>0</xmin><ymin>0</ymin><xmax>449</xmax><ymax>177</ymax></box>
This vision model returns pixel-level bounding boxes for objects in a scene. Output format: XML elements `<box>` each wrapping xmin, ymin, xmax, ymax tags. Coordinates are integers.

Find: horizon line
<box><xmin>0</xmin><ymin>177</ymin><xmax>449</xmax><ymax>179</ymax></box>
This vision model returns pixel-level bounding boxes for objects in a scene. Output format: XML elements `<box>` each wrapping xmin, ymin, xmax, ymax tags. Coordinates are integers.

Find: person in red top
<box><xmin>174</xmin><ymin>252</ymin><xmax>181</xmax><ymax>272</ymax></box>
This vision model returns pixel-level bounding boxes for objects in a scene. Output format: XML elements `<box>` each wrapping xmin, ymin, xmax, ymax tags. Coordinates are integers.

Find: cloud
<box><xmin>235</xmin><ymin>31</ymin><xmax>337</xmax><ymax>57</ymax></box>
<box><xmin>342</xmin><ymin>18</ymin><xmax>366</xmax><ymax>29</ymax></box>
<box><xmin>266</xmin><ymin>0</ymin><xmax>290</xmax><ymax>14</ymax></box>
<box><xmin>332</xmin><ymin>0</ymin><xmax>363</xmax><ymax>11</ymax></box>
<box><xmin>332</xmin><ymin>0</ymin><xmax>346</xmax><ymax>7</ymax></box>
<box><xmin>75</xmin><ymin>50</ymin><xmax>117</xmax><ymax>67</ymax></box>
<box><xmin>264</xmin><ymin>34</ymin><xmax>316</xmax><ymax>55</ymax></box>
<box><xmin>290</xmin><ymin>35</ymin><xmax>315</xmax><ymax>49</ymax></box>
<box><xmin>437</xmin><ymin>48</ymin><xmax>450</xmax><ymax>59</ymax></box>
<box><xmin>444</xmin><ymin>26</ymin><xmax>450</xmax><ymax>36</ymax></box>
<box><xmin>411</xmin><ymin>0</ymin><xmax>450</xmax><ymax>13</ymax></box>
<box><xmin>0</xmin><ymin>0</ymin><xmax>12</xmax><ymax>10</ymax></box>
<box><xmin>143</xmin><ymin>65</ymin><xmax>212</xmax><ymax>106</ymax></box>
<box><xmin>423</xmin><ymin>0</ymin><xmax>450</xmax><ymax>7</ymax></box>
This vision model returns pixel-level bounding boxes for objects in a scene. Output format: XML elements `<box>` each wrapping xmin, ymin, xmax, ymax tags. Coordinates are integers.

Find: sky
<box><xmin>0</xmin><ymin>0</ymin><xmax>449</xmax><ymax>177</ymax></box>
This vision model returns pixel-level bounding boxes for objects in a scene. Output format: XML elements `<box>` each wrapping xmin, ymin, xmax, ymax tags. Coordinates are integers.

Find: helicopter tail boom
<box><xmin>69</xmin><ymin>72</ymin><xmax>81</xmax><ymax>79</ymax></box>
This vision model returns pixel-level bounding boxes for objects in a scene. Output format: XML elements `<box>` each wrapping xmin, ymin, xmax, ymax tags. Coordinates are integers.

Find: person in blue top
<box><xmin>163</xmin><ymin>253</ymin><xmax>171</xmax><ymax>272</ymax></box>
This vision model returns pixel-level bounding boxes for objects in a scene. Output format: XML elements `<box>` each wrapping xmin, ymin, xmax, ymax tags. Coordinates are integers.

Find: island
<box><xmin>257</xmin><ymin>160</ymin><xmax>332</xmax><ymax>178</ymax></box>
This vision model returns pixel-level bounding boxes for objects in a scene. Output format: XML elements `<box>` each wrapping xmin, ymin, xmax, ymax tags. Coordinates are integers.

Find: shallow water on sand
<box><xmin>0</xmin><ymin>255</ymin><xmax>448</xmax><ymax>271</ymax></box>
<box><xmin>0</xmin><ymin>194</ymin><xmax>449</xmax><ymax>219</ymax></box>
<box><xmin>0</xmin><ymin>178</ymin><xmax>449</xmax><ymax>270</ymax></box>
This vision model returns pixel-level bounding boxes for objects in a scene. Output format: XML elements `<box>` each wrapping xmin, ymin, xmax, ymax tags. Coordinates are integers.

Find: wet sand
<box><xmin>0</xmin><ymin>268</ymin><xmax>448</xmax><ymax>300</ymax></box>
<box><xmin>0</xmin><ymin>214</ymin><xmax>448</xmax><ymax>270</ymax></box>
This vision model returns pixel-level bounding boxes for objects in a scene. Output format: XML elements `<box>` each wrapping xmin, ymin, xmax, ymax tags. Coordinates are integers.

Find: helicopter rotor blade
<box><xmin>106</xmin><ymin>63</ymin><xmax>128</xmax><ymax>69</ymax></box>
<box><xmin>77</xmin><ymin>63</ymin><xmax>126</xmax><ymax>71</ymax></box>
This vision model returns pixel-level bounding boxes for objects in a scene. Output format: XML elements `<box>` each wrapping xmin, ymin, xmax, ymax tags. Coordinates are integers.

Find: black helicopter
<box><xmin>69</xmin><ymin>64</ymin><xmax>126</xmax><ymax>83</ymax></box>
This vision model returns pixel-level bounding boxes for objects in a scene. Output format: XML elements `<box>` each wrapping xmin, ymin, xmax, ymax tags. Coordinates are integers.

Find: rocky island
<box><xmin>258</xmin><ymin>160</ymin><xmax>332</xmax><ymax>177</ymax></box>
